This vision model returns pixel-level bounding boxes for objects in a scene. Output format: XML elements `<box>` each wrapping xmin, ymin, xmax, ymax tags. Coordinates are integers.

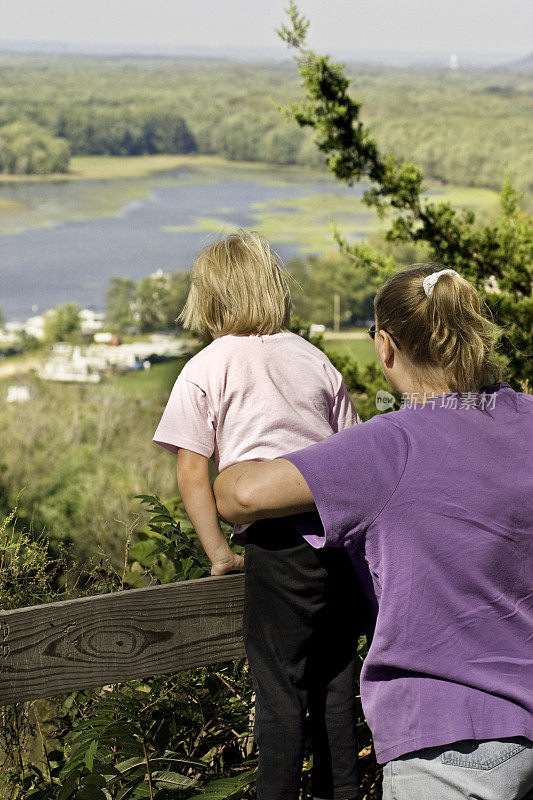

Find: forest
<box><xmin>0</xmin><ymin>55</ymin><xmax>532</xmax><ymax>195</ymax></box>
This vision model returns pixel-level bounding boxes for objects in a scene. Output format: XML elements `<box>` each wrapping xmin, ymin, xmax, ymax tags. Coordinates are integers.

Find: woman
<box><xmin>213</xmin><ymin>265</ymin><xmax>533</xmax><ymax>800</ymax></box>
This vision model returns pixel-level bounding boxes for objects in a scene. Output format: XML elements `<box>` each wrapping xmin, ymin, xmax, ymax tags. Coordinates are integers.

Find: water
<box><xmin>0</xmin><ymin>166</ymin><xmax>364</xmax><ymax>321</ymax></box>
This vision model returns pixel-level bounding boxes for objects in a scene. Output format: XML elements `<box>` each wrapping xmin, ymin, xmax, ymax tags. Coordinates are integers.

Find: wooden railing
<box><xmin>0</xmin><ymin>574</ymin><xmax>245</xmax><ymax>706</ymax></box>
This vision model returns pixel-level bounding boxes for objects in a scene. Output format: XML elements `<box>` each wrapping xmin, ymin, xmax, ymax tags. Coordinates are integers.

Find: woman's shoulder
<box><xmin>316</xmin><ymin>410</ymin><xmax>410</xmax><ymax>459</ymax></box>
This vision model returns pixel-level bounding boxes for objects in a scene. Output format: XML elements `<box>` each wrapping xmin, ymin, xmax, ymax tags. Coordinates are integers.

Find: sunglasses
<box><xmin>367</xmin><ymin>324</ymin><xmax>402</xmax><ymax>350</ymax></box>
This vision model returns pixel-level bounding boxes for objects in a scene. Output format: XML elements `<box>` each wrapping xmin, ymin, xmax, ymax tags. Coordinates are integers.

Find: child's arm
<box><xmin>177</xmin><ymin>448</ymin><xmax>244</xmax><ymax>577</ymax></box>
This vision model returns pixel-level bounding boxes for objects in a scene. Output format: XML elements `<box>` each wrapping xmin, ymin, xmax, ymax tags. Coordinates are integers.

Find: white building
<box><xmin>80</xmin><ymin>309</ymin><xmax>105</xmax><ymax>336</ymax></box>
<box><xmin>25</xmin><ymin>315</ymin><xmax>45</xmax><ymax>340</ymax></box>
<box><xmin>0</xmin><ymin>321</ymin><xmax>24</xmax><ymax>346</ymax></box>
<box><xmin>37</xmin><ymin>344</ymin><xmax>103</xmax><ymax>383</ymax></box>
<box><xmin>7</xmin><ymin>385</ymin><xmax>32</xmax><ymax>403</ymax></box>
<box><xmin>36</xmin><ymin>336</ymin><xmax>193</xmax><ymax>383</ymax></box>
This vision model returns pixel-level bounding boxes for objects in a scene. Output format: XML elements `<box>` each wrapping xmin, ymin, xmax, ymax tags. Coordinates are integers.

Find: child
<box><xmin>153</xmin><ymin>230</ymin><xmax>362</xmax><ymax>800</ymax></box>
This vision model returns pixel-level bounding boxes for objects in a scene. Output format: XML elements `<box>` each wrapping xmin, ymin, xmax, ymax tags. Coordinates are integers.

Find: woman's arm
<box><xmin>177</xmin><ymin>449</ymin><xmax>243</xmax><ymax>576</ymax></box>
<box><xmin>213</xmin><ymin>459</ymin><xmax>315</xmax><ymax>525</ymax></box>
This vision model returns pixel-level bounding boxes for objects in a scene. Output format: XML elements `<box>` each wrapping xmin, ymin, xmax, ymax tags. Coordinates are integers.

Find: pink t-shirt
<box><xmin>153</xmin><ymin>331</ymin><xmax>359</xmax><ymax>469</ymax></box>
<box><xmin>153</xmin><ymin>331</ymin><xmax>360</xmax><ymax>542</ymax></box>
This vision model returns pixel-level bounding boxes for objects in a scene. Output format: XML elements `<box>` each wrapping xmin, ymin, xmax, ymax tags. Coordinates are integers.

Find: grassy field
<box><xmin>0</xmin><ymin>154</ymin><xmax>194</xmax><ymax>183</ymax></box>
<box><xmin>322</xmin><ymin>330</ymin><xmax>377</xmax><ymax>366</ymax></box>
<box><xmin>105</xmin><ymin>358</ymin><xmax>185</xmax><ymax>401</ymax></box>
<box><xmin>0</xmin><ymin>153</ymin><xmax>327</xmax><ymax>184</ymax></box>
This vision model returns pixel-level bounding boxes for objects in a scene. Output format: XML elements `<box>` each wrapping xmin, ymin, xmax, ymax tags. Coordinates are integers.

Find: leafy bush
<box><xmin>0</xmin><ymin>121</ymin><xmax>70</xmax><ymax>174</ymax></box>
<box><xmin>42</xmin><ymin>303</ymin><xmax>82</xmax><ymax>345</ymax></box>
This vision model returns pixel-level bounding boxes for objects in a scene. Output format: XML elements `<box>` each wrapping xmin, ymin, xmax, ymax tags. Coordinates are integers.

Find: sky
<box><xmin>1</xmin><ymin>0</ymin><xmax>532</xmax><ymax>59</ymax></box>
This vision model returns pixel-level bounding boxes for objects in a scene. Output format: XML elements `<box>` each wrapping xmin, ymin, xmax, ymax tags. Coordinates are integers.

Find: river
<box><xmin>0</xmin><ymin>161</ymin><xmax>368</xmax><ymax>322</ymax></box>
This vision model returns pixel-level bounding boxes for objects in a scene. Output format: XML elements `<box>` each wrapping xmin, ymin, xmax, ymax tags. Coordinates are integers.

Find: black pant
<box><xmin>243</xmin><ymin>517</ymin><xmax>361</xmax><ymax>800</ymax></box>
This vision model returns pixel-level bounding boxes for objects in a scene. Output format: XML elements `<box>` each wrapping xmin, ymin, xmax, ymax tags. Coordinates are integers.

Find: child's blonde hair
<box><xmin>179</xmin><ymin>230</ymin><xmax>292</xmax><ymax>338</ymax></box>
<box><xmin>374</xmin><ymin>265</ymin><xmax>502</xmax><ymax>393</ymax></box>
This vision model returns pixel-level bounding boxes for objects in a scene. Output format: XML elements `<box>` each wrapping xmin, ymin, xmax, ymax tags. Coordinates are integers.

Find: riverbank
<box><xmin>0</xmin><ymin>154</ymin><xmax>331</xmax><ymax>184</ymax></box>
<box><xmin>0</xmin><ymin>154</ymin><xmax>500</xmax><ymax>236</ymax></box>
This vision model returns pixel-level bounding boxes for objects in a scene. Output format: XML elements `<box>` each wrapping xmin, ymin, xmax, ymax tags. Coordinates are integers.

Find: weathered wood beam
<box><xmin>0</xmin><ymin>573</ymin><xmax>245</xmax><ymax>706</ymax></box>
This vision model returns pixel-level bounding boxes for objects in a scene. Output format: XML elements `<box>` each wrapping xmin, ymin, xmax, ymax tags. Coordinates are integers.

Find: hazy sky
<box><xmin>2</xmin><ymin>0</ymin><xmax>532</xmax><ymax>57</ymax></box>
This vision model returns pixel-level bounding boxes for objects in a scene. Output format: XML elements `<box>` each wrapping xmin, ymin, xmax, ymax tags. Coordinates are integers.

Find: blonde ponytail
<box><xmin>374</xmin><ymin>265</ymin><xmax>502</xmax><ymax>393</ymax></box>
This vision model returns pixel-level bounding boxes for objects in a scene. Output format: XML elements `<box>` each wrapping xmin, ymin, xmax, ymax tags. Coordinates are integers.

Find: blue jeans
<box><xmin>382</xmin><ymin>738</ymin><xmax>533</xmax><ymax>800</ymax></box>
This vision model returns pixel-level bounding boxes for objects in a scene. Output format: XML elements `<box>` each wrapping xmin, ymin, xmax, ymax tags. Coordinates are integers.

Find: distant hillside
<box><xmin>1</xmin><ymin>55</ymin><xmax>531</xmax><ymax>194</ymax></box>
<box><xmin>505</xmin><ymin>51</ymin><xmax>533</xmax><ymax>70</ymax></box>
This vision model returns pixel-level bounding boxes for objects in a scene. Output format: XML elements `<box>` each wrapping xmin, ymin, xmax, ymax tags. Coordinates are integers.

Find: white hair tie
<box><xmin>423</xmin><ymin>269</ymin><xmax>460</xmax><ymax>298</ymax></box>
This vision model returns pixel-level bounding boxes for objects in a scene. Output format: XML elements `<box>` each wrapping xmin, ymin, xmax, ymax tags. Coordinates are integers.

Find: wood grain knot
<box><xmin>43</xmin><ymin>622</ymin><xmax>173</xmax><ymax>664</ymax></box>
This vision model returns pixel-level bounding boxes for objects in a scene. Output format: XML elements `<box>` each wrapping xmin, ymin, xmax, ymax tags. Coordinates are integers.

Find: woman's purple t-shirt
<box><xmin>284</xmin><ymin>383</ymin><xmax>533</xmax><ymax>764</ymax></box>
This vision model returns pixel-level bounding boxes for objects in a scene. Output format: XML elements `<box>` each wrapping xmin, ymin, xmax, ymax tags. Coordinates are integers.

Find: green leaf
<box><xmin>130</xmin><ymin>786</ymin><xmax>152</xmax><ymax>799</ymax></box>
<box><xmin>88</xmin><ymin>762</ymin><xmax>121</xmax><ymax>777</ymax></box>
<box><xmin>152</xmin><ymin>769</ymin><xmax>197</xmax><ymax>788</ymax></box>
<box><xmin>84</xmin><ymin>738</ymin><xmax>98</xmax><ymax>771</ymax></box>
<box><xmin>57</xmin><ymin>776</ymin><xmax>80</xmax><ymax>800</ymax></box>
<box><xmin>129</xmin><ymin>540</ymin><xmax>161</xmax><ymax>564</ymax></box>
<box><xmin>115</xmin><ymin>787</ymin><xmax>135</xmax><ymax>800</ymax></box>
<box><xmin>117</xmin><ymin>757</ymin><xmax>145</xmax><ymax>773</ymax></box>
<box><xmin>105</xmin><ymin>768</ymin><xmax>145</xmax><ymax>788</ymax></box>
<box><xmin>135</xmin><ymin>494</ymin><xmax>161</xmax><ymax>503</ymax></box>
<box><xmin>188</xmin><ymin>567</ymin><xmax>205</xmax><ymax>580</ymax></box>
<box><xmin>80</xmin><ymin>774</ymin><xmax>107</xmax><ymax>788</ymax></box>
<box><xmin>62</xmin><ymin>693</ymin><xmax>76</xmax><ymax>710</ymax></box>
<box><xmin>197</xmin><ymin>769</ymin><xmax>257</xmax><ymax>799</ymax></box>
<box><xmin>152</xmin><ymin>753</ymin><xmax>207</xmax><ymax>769</ymax></box>
<box><xmin>77</xmin><ymin>788</ymin><xmax>107</xmax><ymax>800</ymax></box>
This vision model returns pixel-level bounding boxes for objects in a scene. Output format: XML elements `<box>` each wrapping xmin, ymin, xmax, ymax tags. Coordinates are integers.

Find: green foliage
<box><xmin>288</xmin><ymin>251</ymin><xmax>382</xmax><ymax>326</ymax></box>
<box><xmin>0</xmin><ymin>121</ymin><xmax>70</xmax><ymax>174</ymax></box>
<box><xmin>276</xmin><ymin>1</ymin><xmax>309</xmax><ymax>49</ymax></box>
<box><xmin>134</xmin><ymin>273</ymin><xmax>189</xmax><ymax>334</ymax></box>
<box><xmin>0</xmin><ymin>55</ymin><xmax>531</xmax><ymax>193</ymax></box>
<box><xmin>0</xmin><ymin>377</ymin><xmax>179</xmax><ymax>564</ymax></box>
<box><xmin>0</xmin><ymin>503</ymin><xmax>256</xmax><ymax>800</ymax></box>
<box><xmin>43</xmin><ymin>302</ymin><xmax>82</xmax><ymax>344</ymax></box>
<box><xmin>128</xmin><ymin>494</ymin><xmax>238</xmax><ymax>586</ymax></box>
<box><xmin>197</xmin><ymin>769</ymin><xmax>257</xmax><ymax>800</ymax></box>
<box><xmin>51</xmin><ymin>106</ymin><xmax>195</xmax><ymax>159</ymax></box>
<box><xmin>56</xmin><ymin>690</ymin><xmax>204</xmax><ymax>800</ymax></box>
<box><xmin>279</xmin><ymin>7</ymin><xmax>533</xmax><ymax>388</ymax></box>
<box><xmin>105</xmin><ymin>278</ymin><xmax>137</xmax><ymax>333</ymax></box>
<box><xmin>130</xmin><ymin>494</ymin><xmax>210</xmax><ymax>583</ymax></box>
<box><xmin>105</xmin><ymin>272</ymin><xmax>190</xmax><ymax>334</ymax></box>
<box><xmin>0</xmin><ymin>500</ymin><xmax>69</xmax><ymax>611</ymax></box>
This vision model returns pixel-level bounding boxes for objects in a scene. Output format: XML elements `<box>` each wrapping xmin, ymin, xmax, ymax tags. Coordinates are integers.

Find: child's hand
<box><xmin>211</xmin><ymin>552</ymin><xmax>244</xmax><ymax>576</ymax></box>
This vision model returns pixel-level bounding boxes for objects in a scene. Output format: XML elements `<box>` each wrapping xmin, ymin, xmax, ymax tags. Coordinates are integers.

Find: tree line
<box><xmin>0</xmin><ymin>55</ymin><xmax>531</xmax><ymax>196</ymax></box>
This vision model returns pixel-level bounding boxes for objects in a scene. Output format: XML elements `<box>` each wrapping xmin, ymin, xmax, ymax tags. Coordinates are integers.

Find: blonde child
<box><xmin>153</xmin><ymin>231</ymin><xmax>362</xmax><ymax>800</ymax></box>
